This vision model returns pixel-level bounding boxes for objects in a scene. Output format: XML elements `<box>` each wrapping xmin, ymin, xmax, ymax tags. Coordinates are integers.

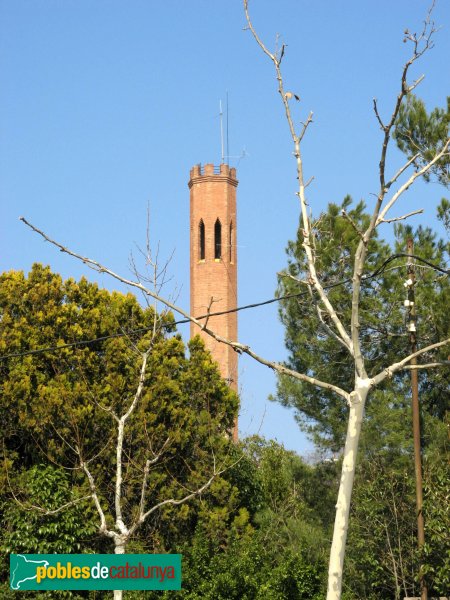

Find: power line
<box><xmin>0</xmin><ymin>253</ymin><xmax>447</xmax><ymax>361</ymax></box>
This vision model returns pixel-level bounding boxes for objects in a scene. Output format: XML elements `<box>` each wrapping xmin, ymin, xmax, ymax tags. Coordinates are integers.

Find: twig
<box><xmin>378</xmin><ymin>208</ymin><xmax>424</xmax><ymax>224</ymax></box>
<box><xmin>376</xmin><ymin>141</ymin><xmax>450</xmax><ymax>225</ymax></box>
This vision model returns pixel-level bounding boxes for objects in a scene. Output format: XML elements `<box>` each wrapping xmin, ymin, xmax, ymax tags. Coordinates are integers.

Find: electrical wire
<box><xmin>0</xmin><ymin>253</ymin><xmax>447</xmax><ymax>361</ymax></box>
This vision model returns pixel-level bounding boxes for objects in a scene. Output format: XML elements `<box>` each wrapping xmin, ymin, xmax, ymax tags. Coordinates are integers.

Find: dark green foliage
<box><xmin>0</xmin><ymin>585</ymin><xmax>89</xmax><ymax>600</ymax></box>
<box><xmin>343</xmin><ymin>449</ymin><xmax>450</xmax><ymax>600</ymax></box>
<box><xmin>0</xmin><ymin>265</ymin><xmax>238</xmax><ymax>580</ymax></box>
<box><xmin>345</xmin><ymin>458</ymin><xmax>418</xmax><ymax>600</ymax></box>
<box><xmin>437</xmin><ymin>198</ymin><xmax>450</xmax><ymax>232</ymax></box>
<box><xmin>421</xmin><ymin>456</ymin><xmax>450</xmax><ymax>595</ymax></box>
<box><xmin>394</xmin><ymin>95</ymin><xmax>449</xmax><ymax>186</ymax></box>
<box><xmin>180</xmin><ymin>535</ymin><xmax>324</xmax><ymax>600</ymax></box>
<box><xmin>274</xmin><ymin>198</ymin><xmax>389</xmax><ymax>449</ymax></box>
<box><xmin>275</xmin><ymin>198</ymin><xmax>449</xmax><ymax>449</ymax></box>
<box><xmin>129</xmin><ymin>437</ymin><xmax>330</xmax><ymax>599</ymax></box>
<box><xmin>1</xmin><ymin>465</ymin><xmax>97</xmax><ymax>556</ymax></box>
<box><xmin>0</xmin><ymin>465</ymin><xmax>98</xmax><ymax>600</ymax></box>
<box><xmin>176</xmin><ymin>438</ymin><xmax>329</xmax><ymax>599</ymax></box>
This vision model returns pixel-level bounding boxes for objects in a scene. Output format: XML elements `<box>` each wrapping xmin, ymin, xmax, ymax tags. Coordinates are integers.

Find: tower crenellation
<box><xmin>189</xmin><ymin>163</ymin><xmax>237</xmax><ymax>182</ymax></box>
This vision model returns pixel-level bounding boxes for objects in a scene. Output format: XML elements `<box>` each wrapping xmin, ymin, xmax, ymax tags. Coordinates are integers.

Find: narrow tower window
<box><xmin>199</xmin><ymin>220</ymin><xmax>205</xmax><ymax>260</ymax></box>
<box><xmin>229</xmin><ymin>221</ymin><xmax>233</xmax><ymax>263</ymax></box>
<box><xmin>214</xmin><ymin>219</ymin><xmax>222</xmax><ymax>260</ymax></box>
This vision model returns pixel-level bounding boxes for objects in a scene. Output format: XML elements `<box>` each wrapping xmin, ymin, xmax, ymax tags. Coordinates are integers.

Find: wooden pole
<box><xmin>406</xmin><ymin>238</ymin><xmax>427</xmax><ymax>600</ymax></box>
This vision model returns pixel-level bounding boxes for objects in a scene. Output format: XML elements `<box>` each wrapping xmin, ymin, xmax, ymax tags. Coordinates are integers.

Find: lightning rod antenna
<box><xmin>226</xmin><ymin>91</ymin><xmax>230</xmax><ymax>165</ymax></box>
<box><xmin>219</xmin><ymin>100</ymin><xmax>224</xmax><ymax>163</ymax></box>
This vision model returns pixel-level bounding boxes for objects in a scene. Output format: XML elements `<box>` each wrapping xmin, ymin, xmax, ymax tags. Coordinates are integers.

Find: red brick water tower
<box><xmin>188</xmin><ymin>163</ymin><xmax>238</xmax><ymax>440</ymax></box>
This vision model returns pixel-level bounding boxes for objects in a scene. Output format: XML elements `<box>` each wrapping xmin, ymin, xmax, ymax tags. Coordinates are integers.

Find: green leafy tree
<box><xmin>0</xmin><ymin>265</ymin><xmax>239</xmax><ymax>598</ymax></box>
<box><xmin>394</xmin><ymin>95</ymin><xmax>450</xmax><ymax>234</ymax></box>
<box><xmin>1</xmin><ymin>465</ymin><xmax>98</xmax><ymax>555</ymax></box>
<box><xmin>394</xmin><ymin>95</ymin><xmax>449</xmax><ymax>186</ymax></box>
<box><xmin>94</xmin><ymin>437</ymin><xmax>329</xmax><ymax>599</ymax></box>
<box><xmin>175</xmin><ymin>437</ymin><xmax>329</xmax><ymax>600</ymax></box>
<box><xmin>421</xmin><ymin>455</ymin><xmax>450</xmax><ymax>595</ymax></box>
<box><xmin>0</xmin><ymin>464</ymin><xmax>99</xmax><ymax>599</ymax></box>
<box><xmin>274</xmin><ymin>198</ymin><xmax>391</xmax><ymax>450</ymax></box>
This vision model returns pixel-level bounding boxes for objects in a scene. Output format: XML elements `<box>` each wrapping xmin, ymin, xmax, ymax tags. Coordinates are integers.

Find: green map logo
<box><xmin>10</xmin><ymin>554</ymin><xmax>181</xmax><ymax>591</ymax></box>
<box><xmin>10</xmin><ymin>555</ymin><xmax>50</xmax><ymax>590</ymax></box>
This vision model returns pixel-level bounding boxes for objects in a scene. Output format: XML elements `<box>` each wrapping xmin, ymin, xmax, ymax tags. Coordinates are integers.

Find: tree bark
<box><xmin>327</xmin><ymin>383</ymin><xmax>369</xmax><ymax>600</ymax></box>
<box><xmin>113</xmin><ymin>537</ymin><xmax>126</xmax><ymax>600</ymax></box>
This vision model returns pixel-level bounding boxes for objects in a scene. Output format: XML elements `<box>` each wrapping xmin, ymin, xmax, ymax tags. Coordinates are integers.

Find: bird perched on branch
<box><xmin>285</xmin><ymin>91</ymin><xmax>300</xmax><ymax>101</ymax></box>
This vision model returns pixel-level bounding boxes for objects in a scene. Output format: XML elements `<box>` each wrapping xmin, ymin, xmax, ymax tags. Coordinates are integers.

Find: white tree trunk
<box><xmin>327</xmin><ymin>383</ymin><xmax>369</xmax><ymax>600</ymax></box>
<box><xmin>113</xmin><ymin>537</ymin><xmax>126</xmax><ymax>600</ymax></box>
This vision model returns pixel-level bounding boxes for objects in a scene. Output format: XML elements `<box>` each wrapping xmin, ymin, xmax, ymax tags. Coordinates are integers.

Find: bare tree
<box><xmin>242</xmin><ymin>2</ymin><xmax>449</xmax><ymax>599</ymax></box>
<box><xmin>19</xmin><ymin>3</ymin><xmax>450</xmax><ymax>599</ymax></box>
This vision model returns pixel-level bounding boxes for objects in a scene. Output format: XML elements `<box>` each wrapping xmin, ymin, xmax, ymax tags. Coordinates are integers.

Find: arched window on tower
<box><xmin>199</xmin><ymin>220</ymin><xmax>205</xmax><ymax>260</ymax></box>
<box><xmin>229</xmin><ymin>221</ymin><xmax>233</xmax><ymax>263</ymax></box>
<box><xmin>214</xmin><ymin>219</ymin><xmax>222</xmax><ymax>260</ymax></box>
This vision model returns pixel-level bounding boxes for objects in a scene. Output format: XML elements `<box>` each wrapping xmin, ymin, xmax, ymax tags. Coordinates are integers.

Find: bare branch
<box><xmin>386</xmin><ymin>152</ymin><xmax>420</xmax><ymax>189</ymax></box>
<box><xmin>20</xmin><ymin>217</ymin><xmax>350</xmax><ymax>401</ymax></box>
<box><xmin>299</xmin><ymin>111</ymin><xmax>314</xmax><ymax>143</ymax></box>
<box><xmin>4</xmin><ymin>453</ymin><xmax>92</xmax><ymax>517</ymax></box>
<box><xmin>407</xmin><ymin>73</ymin><xmax>425</xmax><ymax>93</ymax></box>
<box><xmin>371</xmin><ymin>338</ymin><xmax>450</xmax><ymax>386</ymax></box>
<box><xmin>115</xmin><ymin>349</ymin><xmax>150</xmax><ymax>536</ymax></box>
<box><xmin>372</xmin><ymin>98</ymin><xmax>386</xmax><ymax>130</ymax></box>
<box><xmin>277</xmin><ymin>271</ymin><xmax>311</xmax><ymax>286</ymax></box>
<box><xmin>80</xmin><ymin>455</ymin><xmax>115</xmax><ymax>538</ymax></box>
<box><xmin>304</xmin><ymin>280</ymin><xmax>350</xmax><ymax>351</ymax></box>
<box><xmin>2</xmin><ymin>451</ymin><xmax>92</xmax><ymax>517</ymax></box>
<box><xmin>350</xmin><ymin>141</ymin><xmax>448</xmax><ymax>380</ymax></box>
<box><xmin>316</xmin><ymin>303</ymin><xmax>352</xmax><ymax>352</ymax></box>
<box><xmin>401</xmin><ymin>361</ymin><xmax>450</xmax><ymax>371</ymax></box>
<box><xmin>376</xmin><ymin>140</ymin><xmax>449</xmax><ymax>224</ymax></box>
<box><xmin>28</xmin><ymin>495</ymin><xmax>93</xmax><ymax>516</ymax></box>
<box><xmin>304</xmin><ymin>175</ymin><xmax>315</xmax><ymax>189</ymax></box>
<box><xmin>130</xmin><ymin>472</ymin><xmax>215</xmax><ymax>536</ymax></box>
<box><xmin>137</xmin><ymin>437</ymin><xmax>171</xmax><ymax>527</ymax></box>
<box><xmin>378</xmin><ymin>208</ymin><xmax>424</xmax><ymax>224</ymax></box>
<box><xmin>129</xmin><ymin>453</ymin><xmax>241</xmax><ymax>537</ymax></box>
<box><xmin>243</xmin><ymin>3</ymin><xmax>351</xmax><ymax>353</ymax></box>
<box><xmin>237</xmin><ymin>341</ymin><xmax>350</xmax><ymax>401</ymax></box>
<box><xmin>374</xmin><ymin>11</ymin><xmax>436</xmax><ymax>210</ymax></box>
<box><xmin>201</xmin><ymin>296</ymin><xmax>216</xmax><ymax>331</ymax></box>
<box><xmin>243</xmin><ymin>0</ymin><xmax>276</xmax><ymax>62</ymax></box>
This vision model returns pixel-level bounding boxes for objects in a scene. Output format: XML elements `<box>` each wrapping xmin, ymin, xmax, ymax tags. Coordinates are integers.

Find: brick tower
<box><xmin>188</xmin><ymin>163</ymin><xmax>238</xmax><ymax>440</ymax></box>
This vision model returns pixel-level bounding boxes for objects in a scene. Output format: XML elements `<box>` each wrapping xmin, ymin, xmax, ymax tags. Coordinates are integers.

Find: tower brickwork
<box><xmin>189</xmin><ymin>163</ymin><xmax>238</xmax><ymax>439</ymax></box>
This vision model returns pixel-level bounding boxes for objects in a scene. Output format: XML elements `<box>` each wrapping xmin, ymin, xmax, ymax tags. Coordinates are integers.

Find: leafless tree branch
<box><xmin>378</xmin><ymin>209</ymin><xmax>424</xmax><ymax>224</ymax></box>
<box><xmin>20</xmin><ymin>216</ymin><xmax>350</xmax><ymax>401</ymax></box>
<box><xmin>371</xmin><ymin>338</ymin><xmax>450</xmax><ymax>386</ymax></box>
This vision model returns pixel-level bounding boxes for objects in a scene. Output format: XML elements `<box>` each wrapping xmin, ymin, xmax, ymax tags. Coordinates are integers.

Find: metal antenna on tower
<box><xmin>226</xmin><ymin>91</ymin><xmax>230</xmax><ymax>165</ymax></box>
<box><xmin>219</xmin><ymin>92</ymin><xmax>247</xmax><ymax>167</ymax></box>
<box><xmin>219</xmin><ymin>100</ymin><xmax>224</xmax><ymax>164</ymax></box>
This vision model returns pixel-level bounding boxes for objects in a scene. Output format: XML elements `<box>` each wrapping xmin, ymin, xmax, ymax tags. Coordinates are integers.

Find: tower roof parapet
<box><xmin>188</xmin><ymin>163</ymin><xmax>238</xmax><ymax>188</ymax></box>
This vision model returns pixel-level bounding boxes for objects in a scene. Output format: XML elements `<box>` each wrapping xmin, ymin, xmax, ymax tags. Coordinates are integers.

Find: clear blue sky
<box><xmin>1</xmin><ymin>0</ymin><xmax>448</xmax><ymax>456</ymax></box>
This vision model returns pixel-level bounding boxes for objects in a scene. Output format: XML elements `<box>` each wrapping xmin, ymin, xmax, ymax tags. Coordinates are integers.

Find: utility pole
<box><xmin>406</xmin><ymin>238</ymin><xmax>427</xmax><ymax>600</ymax></box>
